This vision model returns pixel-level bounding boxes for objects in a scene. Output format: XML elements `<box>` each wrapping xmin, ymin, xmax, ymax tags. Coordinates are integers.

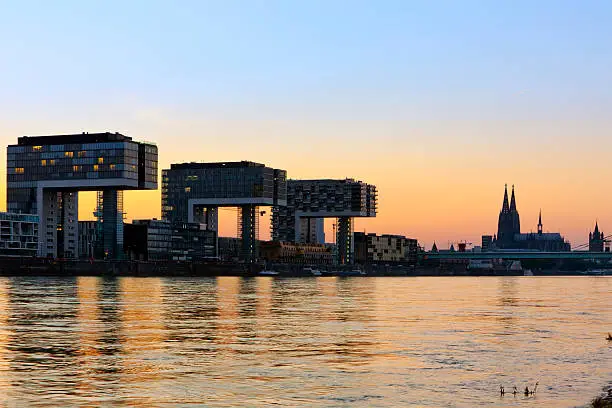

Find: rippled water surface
<box><xmin>0</xmin><ymin>276</ymin><xmax>609</xmax><ymax>407</ymax></box>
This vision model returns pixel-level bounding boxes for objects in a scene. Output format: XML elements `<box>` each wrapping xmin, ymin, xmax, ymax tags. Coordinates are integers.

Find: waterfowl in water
<box><xmin>530</xmin><ymin>382</ymin><xmax>539</xmax><ymax>395</ymax></box>
<box><xmin>500</xmin><ymin>385</ymin><xmax>505</xmax><ymax>396</ymax></box>
<box><xmin>513</xmin><ymin>386</ymin><xmax>518</xmax><ymax>396</ymax></box>
<box><xmin>607</xmin><ymin>333</ymin><xmax>612</xmax><ymax>341</ymax></box>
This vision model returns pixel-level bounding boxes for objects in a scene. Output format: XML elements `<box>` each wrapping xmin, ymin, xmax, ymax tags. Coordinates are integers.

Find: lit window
<box><xmin>109</xmin><ymin>164</ymin><xmax>116</xmax><ymax>170</ymax></box>
<box><xmin>73</xmin><ymin>165</ymin><xmax>81</xmax><ymax>172</ymax></box>
<box><xmin>41</xmin><ymin>160</ymin><xmax>47</xmax><ymax>166</ymax></box>
<box><xmin>33</xmin><ymin>146</ymin><xmax>42</xmax><ymax>151</ymax></box>
<box><xmin>93</xmin><ymin>165</ymin><xmax>99</xmax><ymax>171</ymax></box>
<box><xmin>78</xmin><ymin>151</ymin><xmax>86</xmax><ymax>158</ymax></box>
<box><xmin>15</xmin><ymin>168</ymin><xmax>24</xmax><ymax>174</ymax></box>
<box><xmin>97</xmin><ymin>157</ymin><xmax>104</xmax><ymax>164</ymax></box>
<box><xmin>49</xmin><ymin>159</ymin><xmax>55</xmax><ymax>165</ymax></box>
<box><xmin>65</xmin><ymin>151</ymin><xmax>74</xmax><ymax>158</ymax></box>
<box><xmin>185</xmin><ymin>187</ymin><xmax>191</xmax><ymax>193</ymax></box>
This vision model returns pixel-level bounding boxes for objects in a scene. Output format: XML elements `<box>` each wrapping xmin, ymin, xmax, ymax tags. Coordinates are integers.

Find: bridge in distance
<box><xmin>424</xmin><ymin>251</ymin><xmax>612</xmax><ymax>261</ymax></box>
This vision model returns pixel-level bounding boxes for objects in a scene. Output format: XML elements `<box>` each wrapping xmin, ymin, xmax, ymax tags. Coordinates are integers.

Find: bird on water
<box><xmin>607</xmin><ymin>332</ymin><xmax>612</xmax><ymax>341</ymax></box>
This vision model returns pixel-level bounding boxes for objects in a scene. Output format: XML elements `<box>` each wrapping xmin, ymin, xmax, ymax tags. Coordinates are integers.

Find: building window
<box><xmin>110</xmin><ymin>164</ymin><xmax>116</xmax><ymax>170</ymax></box>
<box><xmin>185</xmin><ymin>187</ymin><xmax>191</xmax><ymax>193</ymax></box>
<box><xmin>33</xmin><ymin>146</ymin><xmax>43</xmax><ymax>151</ymax></box>
<box><xmin>65</xmin><ymin>151</ymin><xmax>74</xmax><ymax>158</ymax></box>
<box><xmin>49</xmin><ymin>159</ymin><xmax>56</xmax><ymax>165</ymax></box>
<box><xmin>41</xmin><ymin>160</ymin><xmax>47</xmax><ymax>166</ymax></box>
<box><xmin>97</xmin><ymin>157</ymin><xmax>104</xmax><ymax>164</ymax></box>
<box><xmin>93</xmin><ymin>165</ymin><xmax>99</xmax><ymax>171</ymax></box>
<box><xmin>73</xmin><ymin>165</ymin><xmax>81</xmax><ymax>172</ymax></box>
<box><xmin>78</xmin><ymin>151</ymin><xmax>87</xmax><ymax>158</ymax></box>
<box><xmin>15</xmin><ymin>168</ymin><xmax>24</xmax><ymax>174</ymax></box>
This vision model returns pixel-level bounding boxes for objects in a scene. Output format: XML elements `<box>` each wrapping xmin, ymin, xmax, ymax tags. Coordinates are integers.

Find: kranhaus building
<box><xmin>7</xmin><ymin>133</ymin><xmax>158</xmax><ymax>258</ymax></box>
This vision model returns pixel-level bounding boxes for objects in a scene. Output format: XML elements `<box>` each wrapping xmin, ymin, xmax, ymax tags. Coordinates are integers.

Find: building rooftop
<box><xmin>169</xmin><ymin>161</ymin><xmax>267</xmax><ymax>170</ymax></box>
<box><xmin>16</xmin><ymin>132</ymin><xmax>134</xmax><ymax>146</ymax></box>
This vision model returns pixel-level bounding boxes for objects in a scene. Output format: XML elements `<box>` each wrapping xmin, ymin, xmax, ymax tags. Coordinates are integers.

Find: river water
<box><xmin>0</xmin><ymin>276</ymin><xmax>609</xmax><ymax>407</ymax></box>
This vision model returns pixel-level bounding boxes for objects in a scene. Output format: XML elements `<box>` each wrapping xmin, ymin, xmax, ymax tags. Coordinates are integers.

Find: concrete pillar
<box><xmin>100</xmin><ymin>189</ymin><xmax>124</xmax><ymax>259</ymax></box>
<box><xmin>61</xmin><ymin>191</ymin><xmax>78</xmax><ymax>259</ymax></box>
<box><xmin>39</xmin><ymin>189</ymin><xmax>59</xmax><ymax>258</ymax></box>
<box><xmin>240</xmin><ymin>205</ymin><xmax>257</xmax><ymax>262</ymax></box>
<box><xmin>336</xmin><ymin>216</ymin><xmax>354</xmax><ymax>265</ymax></box>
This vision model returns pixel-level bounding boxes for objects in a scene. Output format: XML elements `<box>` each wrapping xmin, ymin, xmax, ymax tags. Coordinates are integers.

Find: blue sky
<box><xmin>1</xmin><ymin>0</ymin><xmax>611</xmax><ymax>246</ymax></box>
<box><xmin>1</xmin><ymin>0</ymin><xmax>611</xmax><ymax>121</ymax></box>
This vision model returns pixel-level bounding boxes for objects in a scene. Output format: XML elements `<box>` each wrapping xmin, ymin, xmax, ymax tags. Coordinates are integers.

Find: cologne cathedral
<box><xmin>492</xmin><ymin>185</ymin><xmax>570</xmax><ymax>251</ymax></box>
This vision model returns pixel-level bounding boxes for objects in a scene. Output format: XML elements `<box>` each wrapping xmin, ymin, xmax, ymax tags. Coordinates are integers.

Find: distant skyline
<box><xmin>1</xmin><ymin>0</ymin><xmax>611</xmax><ymax>248</ymax></box>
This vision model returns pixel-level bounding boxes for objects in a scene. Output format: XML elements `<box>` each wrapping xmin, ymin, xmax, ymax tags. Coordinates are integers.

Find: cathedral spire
<box><xmin>501</xmin><ymin>184</ymin><xmax>509</xmax><ymax>213</ymax></box>
<box><xmin>510</xmin><ymin>184</ymin><xmax>517</xmax><ymax>212</ymax></box>
<box><xmin>538</xmin><ymin>209</ymin><xmax>543</xmax><ymax>234</ymax></box>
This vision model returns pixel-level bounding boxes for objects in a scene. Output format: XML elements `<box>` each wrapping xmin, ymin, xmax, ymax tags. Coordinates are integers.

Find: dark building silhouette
<box><xmin>589</xmin><ymin>222</ymin><xmax>605</xmax><ymax>252</ymax></box>
<box><xmin>497</xmin><ymin>184</ymin><xmax>521</xmax><ymax>246</ymax></box>
<box><xmin>492</xmin><ymin>185</ymin><xmax>570</xmax><ymax>251</ymax></box>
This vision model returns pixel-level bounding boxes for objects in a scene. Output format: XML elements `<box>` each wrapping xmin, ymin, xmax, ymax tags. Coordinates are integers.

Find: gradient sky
<box><xmin>1</xmin><ymin>0</ymin><xmax>612</xmax><ymax>249</ymax></box>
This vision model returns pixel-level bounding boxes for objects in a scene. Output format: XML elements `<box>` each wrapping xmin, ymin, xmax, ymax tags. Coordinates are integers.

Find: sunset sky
<box><xmin>1</xmin><ymin>1</ymin><xmax>611</xmax><ymax>249</ymax></box>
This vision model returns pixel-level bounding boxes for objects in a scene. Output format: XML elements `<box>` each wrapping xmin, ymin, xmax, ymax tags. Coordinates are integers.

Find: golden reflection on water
<box><xmin>0</xmin><ymin>276</ymin><xmax>608</xmax><ymax>407</ymax></box>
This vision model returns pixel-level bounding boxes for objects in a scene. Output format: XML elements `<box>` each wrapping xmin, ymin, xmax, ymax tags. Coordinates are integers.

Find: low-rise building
<box><xmin>260</xmin><ymin>241</ymin><xmax>333</xmax><ymax>265</ymax></box>
<box><xmin>0</xmin><ymin>213</ymin><xmax>38</xmax><ymax>257</ymax></box>
<box><xmin>354</xmin><ymin>232</ymin><xmax>418</xmax><ymax>265</ymax></box>
<box><xmin>124</xmin><ymin>220</ymin><xmax>216</xmax><ymax>261</ymax></box>
<box><xmin>170</xmin><ymin>222</ymin><xmax>216</xmax><ymax>261</ymax></box>
<box><xmin>78</xmin><ymin>220</ymin><xmax>98</xmax><ymax>259</ymax></box>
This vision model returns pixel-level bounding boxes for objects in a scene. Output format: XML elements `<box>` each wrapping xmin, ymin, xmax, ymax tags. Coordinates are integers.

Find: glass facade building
<box><xmin>162</xmin><ymin>161</ymin><xmax>286</xmax><ymax>262</ymax></box>
<box><xmin>7</xmin><ymin>132</ymin><xmax>158</xmax><ymax>258</ymax></box>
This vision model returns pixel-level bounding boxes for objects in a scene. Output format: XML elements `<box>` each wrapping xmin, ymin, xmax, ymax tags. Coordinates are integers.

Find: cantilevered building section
<box><xmin>162</xmin><ymin>161</ymin><xmax>287</xmax><ymax>262</ymax></box>
<box><xmin>7</xmin><ymin>132</ymin><xmax>158</xmax><ymax>259</ymax></box>
<box><xmin>272</xmin><ymin>179</ymin><xmax>377</xmax><ymax>264</ymax></box>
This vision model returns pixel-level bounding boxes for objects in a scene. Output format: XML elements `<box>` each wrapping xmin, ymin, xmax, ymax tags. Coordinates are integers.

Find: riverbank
<box><xmin>590</xmin><ymin>386</ymin><xmax>612</xmax><ymax>407</ymax></box>
<box><xmin>0</xmin><ymin>258</ymin><xmax>611</xmax><ymax>277</ymax></box>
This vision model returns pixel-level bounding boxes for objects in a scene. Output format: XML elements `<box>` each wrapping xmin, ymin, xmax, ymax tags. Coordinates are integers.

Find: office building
<box><xmin>124</xmin><ymin>219</ymin><xmax>216</xmax><ymax>261</ymax></box>
<box><xmin>78</xmin><ymin>220</ymin><xmax>98</xmax><ymax>259</ymax></box>
<box><xmin>272</xmin><ymin>179</ymin><xmax>377</xmax><ymax>264</ymax></box>
<box><xmin>162</xmin><ymin>161</ymin><xmax>286</xmax><ymax>262</ymax></box>
<box><xmin>0</xmin><ymin>213</ymin><xmax>38</xmax><ymax>257</ymax></box>
<box><xmin>7</xmin><ymin>132</ymin><xmax>158</xmax><ymax>259</ymax></box>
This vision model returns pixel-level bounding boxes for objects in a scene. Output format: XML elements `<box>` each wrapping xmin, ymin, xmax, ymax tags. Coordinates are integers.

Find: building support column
<box><xmin>336</xmin><ymin>216</ymin><xmax>354</xmax><ymax>265</ymax></box>
<box><xmin>97</xmin><ymin>189</ymin><xmax>124</xmax><ymax>259</ymax></box>
<box><xmin>239</xmin><ymin>205</ymin><xmax>257</xmax><ymax>263</ymax></box>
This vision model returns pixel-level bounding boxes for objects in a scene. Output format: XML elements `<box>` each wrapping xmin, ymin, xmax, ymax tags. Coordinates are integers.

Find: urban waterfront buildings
<box><xmin>0</xmin><ymin>213</ymin><xmax>38</xmax><ymax>257</ymax></box>
<box><xmin>487</xmin><ymin>185</ymin><xmax>570</xmax><ymax>251</ymax></box>
<box><xmin>162</xmin><ymin>161</ymin><xmax>286</xmax><ymax>262</ymax></box>
<box><xmin>7</xmin><ymin>132</ymin><xmax>158</xmax><ymax>258</ymax></box>
<box><xmin>354</xmin><ymin>232</ymin><xmax>418</xmax><ymax>265</ymax></box>
<box><xmin>260</xmin><ymin>241</ymin><xmax>333</xmax><ymax>265</ymax></box>
<box><xmin>272</xmin><ymin>179</ymin><xmax>377</xmax><ymax>264</ymax></box>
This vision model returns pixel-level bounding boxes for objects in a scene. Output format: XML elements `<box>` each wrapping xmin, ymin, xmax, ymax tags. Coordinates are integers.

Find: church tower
<box><xmin>497</xmin><ymin>184</ymin><xmax>521</xmax><ymax>247</ymax></box>
<box><xmin>589</xmin><ymin>221</ymin><xmax>604</xmax><ymax>252</ymax></box>
<box><xmin>537</xmin><ymin>210</ymin><xmax>543</xmax><ymax>235</ymax></box>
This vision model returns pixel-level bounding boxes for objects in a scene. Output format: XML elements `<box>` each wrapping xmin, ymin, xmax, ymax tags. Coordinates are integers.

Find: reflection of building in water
<box><xmin>3</xmin><ymin>278</ymin><xmax>81</xmax><ymax>404</ymax></box>
<box><xmin>260</xmin><ymin>241</ymin><xmax>333</xmax><ymax>265</ymax></box>
<box><xmin>0</xmin><ymin>280</ymin><xmax>12</xmax><ymax>400</ymax></box>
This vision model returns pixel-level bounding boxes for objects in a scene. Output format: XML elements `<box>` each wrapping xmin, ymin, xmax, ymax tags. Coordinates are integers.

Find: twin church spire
<box><xmin>497</xmin><ymin>184</ymin><xmax>521</xmax><ymax>245</ymax></box>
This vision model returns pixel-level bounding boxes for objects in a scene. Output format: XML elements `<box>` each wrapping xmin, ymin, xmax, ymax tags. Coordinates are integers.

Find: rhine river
<box><xmin>0</xmin><ymin>276</ymin><xmax>609</xmax><ymax>407</ymax></box>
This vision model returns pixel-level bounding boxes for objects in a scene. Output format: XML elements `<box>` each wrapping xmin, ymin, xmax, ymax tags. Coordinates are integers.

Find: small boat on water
<box><xmin>303</xmin><ymin>267</ymin><xmax>322</xmax><ymax>276</ymax></box>
<box><xmin>337</xmin><ymin>269</ymin><xmax>366</xmax><ymax>277</ymax></box>
<box><xmin>259</xmin><ymin>270</ymin><xmax>279</xmax><ymax>276</ymax></box>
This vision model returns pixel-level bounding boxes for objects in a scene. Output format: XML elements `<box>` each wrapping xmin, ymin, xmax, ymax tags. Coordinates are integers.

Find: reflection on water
<box><xmin>0</xmin><ymin>276</ymin><xmax>608</xmax><ymax>407</ymax></box>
